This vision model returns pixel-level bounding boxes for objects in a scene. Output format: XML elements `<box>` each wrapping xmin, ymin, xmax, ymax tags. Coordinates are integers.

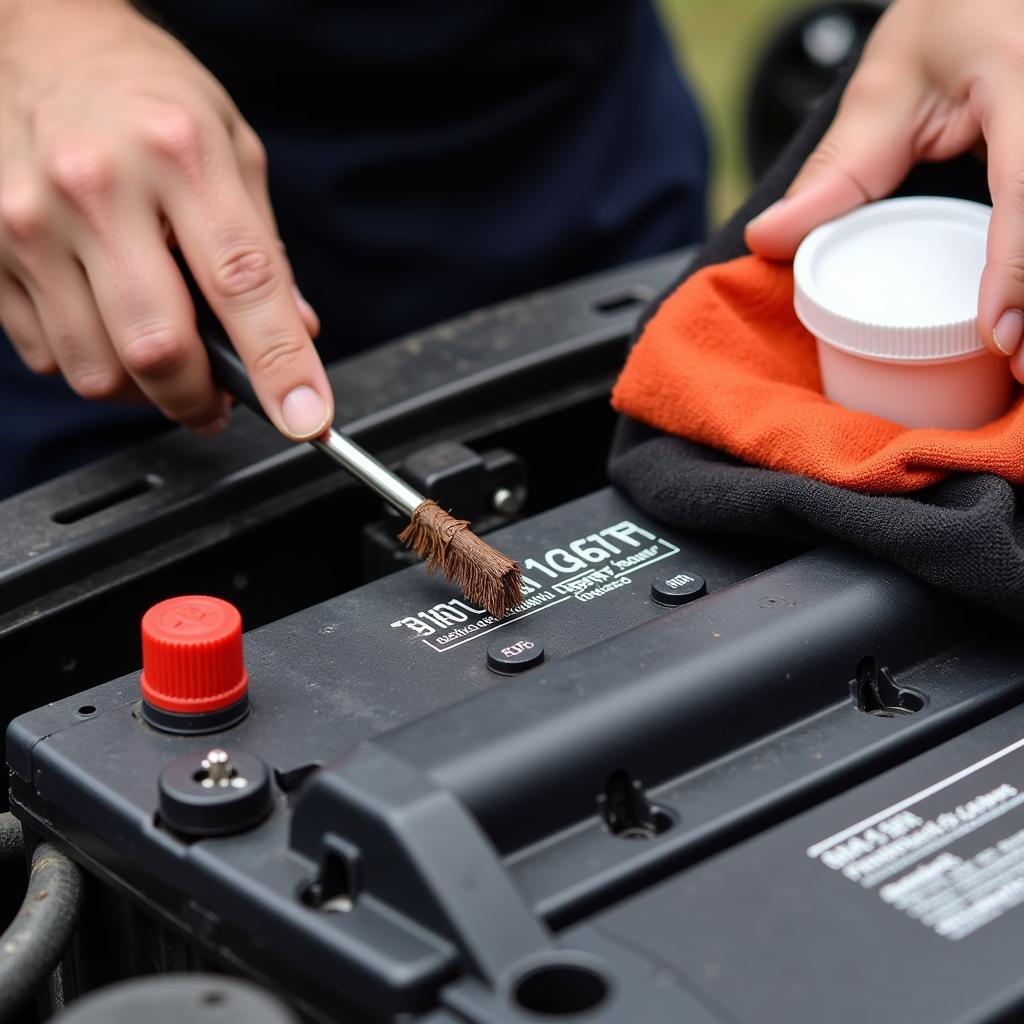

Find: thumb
<box><xmin>745</xmin><ymin>70</ymin><xmax>920</xmax><ymax>260</ymax></box>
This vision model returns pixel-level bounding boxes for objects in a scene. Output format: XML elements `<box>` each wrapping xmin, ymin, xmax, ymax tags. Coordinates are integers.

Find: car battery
<box><xmin>6</xmin><ymin>241</ymin><xmax>1024</xmax><ymax>1024</ymax></box>
<box><xmin>10</xmin><ymin>476</ymin><xmax>1024</xmax><ymax>1023</ymax></box>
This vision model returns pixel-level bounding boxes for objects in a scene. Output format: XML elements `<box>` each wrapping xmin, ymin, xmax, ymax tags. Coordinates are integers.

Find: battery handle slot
<box><xmin>301</xmin><ymin>841</ymin><xmax>360</xmax><ymax>913</ymax></box>
<box><xmin>51</xmin><ymin>474</ymin><xmax>161</xmax><ymax>525</ymax></box>
<box><xmin>599</xmin><ymin>771</ymin><xmax>674</xmax><ymax>840</ymax></box>
<box><xmin>852</xmin><ymin>657</ymin><xmax>926</xmax><ymax>717</ymax></box>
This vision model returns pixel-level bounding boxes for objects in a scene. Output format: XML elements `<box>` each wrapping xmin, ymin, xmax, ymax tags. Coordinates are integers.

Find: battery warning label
<box><xmin>807</xmin><ymin>736</ymin><xmax>1024</xmax><ymax>941</ymax></box>
<box><xmin>389</xmin><ymin>519</ymin><xmax>680</xmax><ymax>654</ymax></box>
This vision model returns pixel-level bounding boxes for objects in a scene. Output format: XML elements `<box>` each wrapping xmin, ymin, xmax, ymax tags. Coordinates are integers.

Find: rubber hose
<box><xmin>0</xmin><ymin>813</ymin><xmax>23</xmax><ymax>861</ymax></box>
<box><xmin>0</xmin><ymin>841</ymin><xmax>83</xmax><ymax>1022</ymax></box>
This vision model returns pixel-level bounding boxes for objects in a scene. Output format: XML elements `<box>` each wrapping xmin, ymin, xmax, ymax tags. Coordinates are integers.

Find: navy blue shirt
<box><xmin>0</xmin><ymin>1</ymin><xmax>707</xmax><ymax>496</ymax></box>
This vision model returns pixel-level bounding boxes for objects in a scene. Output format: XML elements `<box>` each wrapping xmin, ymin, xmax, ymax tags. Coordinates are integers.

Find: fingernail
<box><xmin>193</xmin><ymin>416</ymin><xmax>229</xmax><ymax>439</ymax></box>
<box><xmin>292</xmin><ymin>284</ymin><xmax>319</xmax><ymax>328</ymax></box>
<box><xmin>281</xmin><ymin>384</ymin><xmax>330</xmax><ymax>438</ymax></box>
<box><xmin>746</xmin><ymin>197</ymin><xmax>789</xmax><ymax>229</ymax></box>
<box><xmin>993</xmin><ymin>310</ymin><xmax>1024</xmax><ymax>356</ymax></box>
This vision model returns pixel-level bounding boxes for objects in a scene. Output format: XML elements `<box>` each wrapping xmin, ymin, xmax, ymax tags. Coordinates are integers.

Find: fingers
<box><xmin>745</xmin><ymin>66</ymin><xmax>922</xmax><ymax>260</ymax></box>
<box><xmin>153</xmin><ymin>115</ymin><xmax>333</xmax><ymax>440</ymax></box>
<box><xmin>3</xmin><ymin>149</ymin><xmax>128</xmax><ymax>401</ymax></box>
<box><xmin>0</xmin><ymin>270</ymin><xmax>53</xmax><ymax>374</ymax></box>
<box><xmin>1</xmin><ymin>145</ymin><xmax>228</xmax><ymax>428</ymax></box>
<box><xmin>171</xmin><ymin>200</ymin><xmax>332</xmax><ymax>439</ymax></box>
<box><xmin>18</xmin><ymin>253</ymin><xmax>129</xmax><ymax>402</ymax></box>
<box><xmin>978</xmin><ymin>107</ymin><xmax>1024</xmax><ymax>369</ymax></box>
<box><xmin>76</xmin><ymin>205</ymin><xmax>229</xmax><ymax>430</ymax></box>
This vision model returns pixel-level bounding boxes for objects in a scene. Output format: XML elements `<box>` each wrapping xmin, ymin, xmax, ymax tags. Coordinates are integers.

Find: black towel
<box><xmin>608</xmin><ymin>64</ymin><xmax>1024</xmax><ymax>620</ymax></box>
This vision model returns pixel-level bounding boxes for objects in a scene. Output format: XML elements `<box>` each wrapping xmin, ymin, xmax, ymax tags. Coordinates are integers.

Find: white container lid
<box><xmin>793</xmin><ymin>196</ymin><xmax>991</xmax><ymax>362</ymax></box>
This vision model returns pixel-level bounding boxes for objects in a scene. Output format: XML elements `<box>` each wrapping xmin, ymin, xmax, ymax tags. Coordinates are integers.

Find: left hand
<box><xmin>745</xmin><ymin>0</ymin><xmax>1024</xmax><ymax>380</ymax></box>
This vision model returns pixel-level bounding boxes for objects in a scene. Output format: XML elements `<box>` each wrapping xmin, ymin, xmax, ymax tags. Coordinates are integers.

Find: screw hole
<box><xmin>76</xmin><ymin>705</ymin><xmax>97</xmax><ymax>716</ymax></box>
<box><xmin>513</xmin><ymin>964</ymin><xmax>609</xmax><ymax>1016</ymax></box>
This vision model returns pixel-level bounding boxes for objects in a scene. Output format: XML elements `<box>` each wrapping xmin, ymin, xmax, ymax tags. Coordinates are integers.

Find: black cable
<box><xmin>0</xmin><ymin>838</ymin><xmax>83</xmax><ymax>1023</ymax></box>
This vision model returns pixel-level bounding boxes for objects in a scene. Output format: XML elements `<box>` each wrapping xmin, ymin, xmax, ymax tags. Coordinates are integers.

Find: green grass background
<box><xmin>657</xmin><ymin>0</ymin><xmax>814</xmax><ymax>224</ymax></box>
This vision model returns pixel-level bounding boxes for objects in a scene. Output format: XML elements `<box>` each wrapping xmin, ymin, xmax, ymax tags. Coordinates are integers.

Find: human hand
<box><xmin>0</xmin><ymin>0</ymin><xmax>331</xmax><ymax>439</ymax></box>
<box><xmin>745</xmin><ymin>0</ymin><xmax>1024</xmax><ymax>381</ymax></box>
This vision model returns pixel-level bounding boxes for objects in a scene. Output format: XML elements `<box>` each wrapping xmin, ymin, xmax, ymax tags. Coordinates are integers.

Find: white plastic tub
<box><xmin>793</xmin><ymin>197</ymin><xmax>1015</xmax><ymax>429</ymax></box>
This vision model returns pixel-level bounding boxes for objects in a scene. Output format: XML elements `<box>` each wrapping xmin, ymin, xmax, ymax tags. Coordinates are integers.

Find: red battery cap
<box><xmin>140</xmin><ymin>596</ymin><xmax>248</xmax><ymax>714</ymax></box>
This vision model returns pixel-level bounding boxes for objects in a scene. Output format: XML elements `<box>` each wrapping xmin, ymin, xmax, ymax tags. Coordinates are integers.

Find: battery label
<box><xmin>389</xmin><ymin>519</ymin><xmax>680</xmax><ymax>653</ymax></box>
<box><xmin>807</xmin><ymin>736</ymin><xmax>1024</xmax><ymax>941</ymax></box>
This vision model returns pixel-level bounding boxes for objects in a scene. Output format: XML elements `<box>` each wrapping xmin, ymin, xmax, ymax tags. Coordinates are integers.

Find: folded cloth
<box><xmin>609</xmin><ymin>59</ymin><xmax>1024</xmax><ymax>620</ymax></box>
<box><xmin>609</xmin><ymin>430</ymin><xmax>1024</xmax><ymax>621</ymax></box>
<box><xmin>611</xmin><ymin>255</ymin><xmax>1024</xmax><ymax>494</ymax></box>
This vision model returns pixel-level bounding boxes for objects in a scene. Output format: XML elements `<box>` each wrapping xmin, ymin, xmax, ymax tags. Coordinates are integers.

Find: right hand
<box><xmin>0</xmin><ymin>0</ymin><xmax>333</xmax><ymax>439</ymax></box>
<box><xmin>745</xmin><ymin>0</ymin><xmax>1024</xmax><ymax>384</ymax></box>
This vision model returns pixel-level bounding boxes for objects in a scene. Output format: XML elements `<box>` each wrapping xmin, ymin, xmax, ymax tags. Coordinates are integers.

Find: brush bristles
<box><xmin>398</xmin><ymin>499</ymin><xmax>523</xmax><ymax>618</ymax></box>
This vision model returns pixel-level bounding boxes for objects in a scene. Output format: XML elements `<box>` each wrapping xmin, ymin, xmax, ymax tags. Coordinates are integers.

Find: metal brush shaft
<box><xmin>197</xmin><ymin>315</ymin><xmax>425</xmax><ymax>518</ymax></box>
<box><xmin>313</xmin><ymin>430</ymin><xmax>423</xmax><ymax>517</ymax></box>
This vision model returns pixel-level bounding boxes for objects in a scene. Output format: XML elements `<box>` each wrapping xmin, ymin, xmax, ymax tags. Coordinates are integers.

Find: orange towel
<box><xmin>611</xmin><ymin>255</ymin><xmax>1024</xmax><ymax>494</ymax></box>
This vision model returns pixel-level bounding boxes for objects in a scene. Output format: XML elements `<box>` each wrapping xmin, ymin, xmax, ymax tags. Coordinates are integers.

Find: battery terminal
<box><xmin>194</xmin><ymin>749</ymin><xmax>249</xmax><ymax>790</ymax></box>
